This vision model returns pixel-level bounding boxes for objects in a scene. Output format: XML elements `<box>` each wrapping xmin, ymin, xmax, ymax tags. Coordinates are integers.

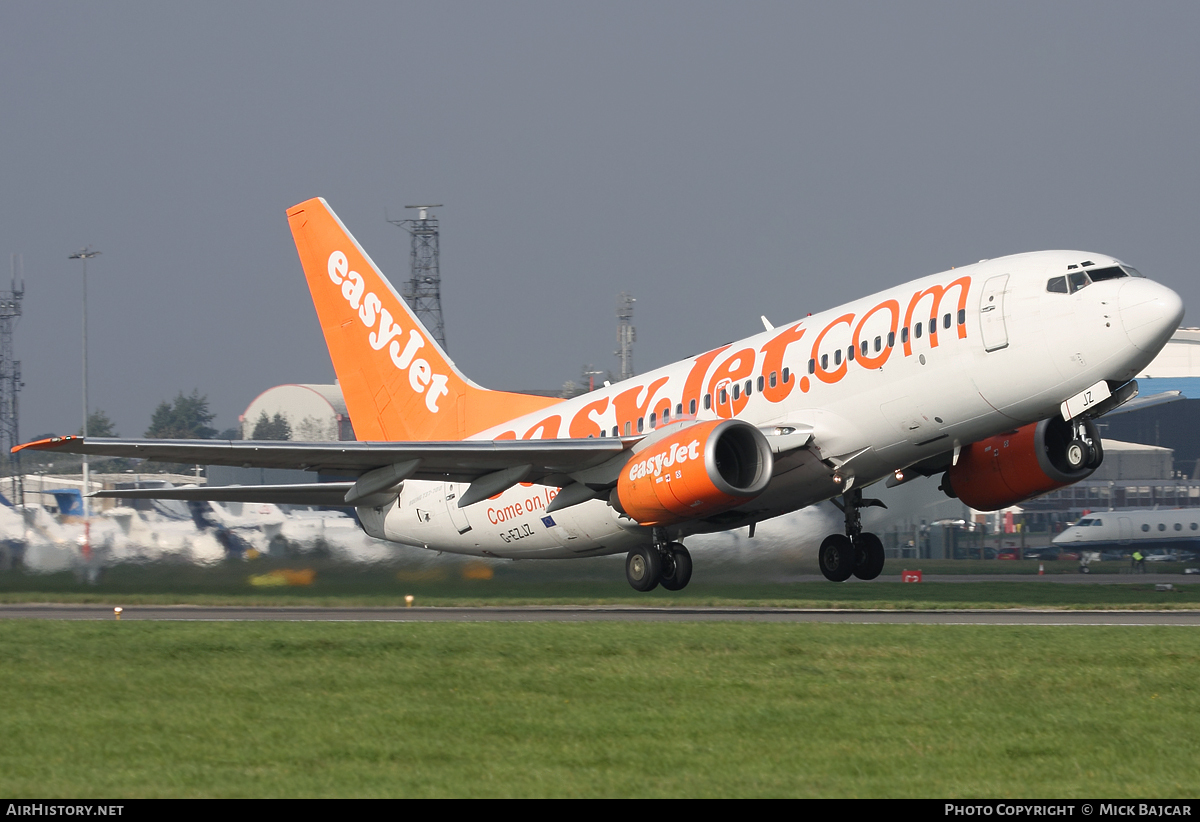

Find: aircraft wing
<box><xmin>13</xmin><ymin>422</ymin><xmax>816</xmax><ymax>510</ymax></box>
<box><xmin>13</xmin><ymin>435</ymin><xmax>628</xmax><ymax>480</ymax></box>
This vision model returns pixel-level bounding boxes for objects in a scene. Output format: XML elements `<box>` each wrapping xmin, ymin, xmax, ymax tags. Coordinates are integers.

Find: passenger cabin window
<box><xmin>821</xmin><ymin>354</ymin><xmax>829</xmax><ymax>370</ymax></box>
<box><xmin>957</xmin><ymin>309</ymin><xmax>966</xmax><ymax>325</ymax></box>
<box><xmin>874</xmin><ymin>336</ymin><xmax>881</xmax><ymax>352</ymax></box>
<box><xmin>782</xmin><ymin>367</ymin><xmax>790</xmax><ymax>383</ymax></box>
<box><xmin>929</xmin><ymin>317</ymin><xmax>937</xmax><ymax>334</ymax></box>
<box><xmin>1046</xmin><ymin>276</ymin><xmax>1069</xmax><ymax>293</ymax></box>
<box><xmin>900</xmin><ymin>327</ymin><xmax>909</xmax><ymax>343</ymax></box>
<box><xmin>846</xmin><ymin>346</ymin><xmax>854</xmax><ymax>362</ymax></box>
<box><xmin>624</xmin><ymin>421</ymin><xmax>632</xmax><ymax>436</ymax></box>
<box><xmin>770</xmin><ymin>371</ymin><xmax>778</xmax><ymax>388</ymax></box>
<box><xmin>689</xmin><ymin>398</ymin><xmax>697</xmax><ymax>415</ymax></box>
<box><xmin>731</xmin><ymin>383</ymin><xmax>740</xmax><ymax>401</ymax></box>
<box><xmin>703</xmin><ymin>394</ymin><xmax>711</xmax><ymax>411</ymax></box>
<box><xmin>807</xmin><ymin>359</ymin><xmax>815</xmax><ymax>375</ymax></box>
<box><xmin>745</xmin><ymin>379</ymin><xmax>753</xmax><ymax>396</ymax></box>
<box><xmin>719</xmin><ymin>387</ymin><xmax>728</xmax><ymax>405</ymax></box>
<box><xmin>943</xmin><ymin>313</ymin><xmax>951</xmax><ymax>329</ymax></box>
<box><xmin>887</xmin><ymin>331</ymin><xmax>895</xmax><ymax>347</ymax></box>
<box><xmin>676</xmin><ymin>402</ymin><xmax>683</xmax><ymax>416</ymax></box>
<box><xmin>915</xmin><ymin>322</ymin><xmax>923</xmax><ymax>339</ymax></box>
<box><xmin>834</xmin><ymin>350</ymin><xmax>842</xmax><ymax>366</ymax></box>
<box><xmin>649</xmin><ymin>412</ymin><xmax>656</xmax><ymax>429</ymax></box>
<box><xmin>757</xmin><ymin>376</ymin><xmax>765</xmax><ymax>392</ymax></box>
<box><xmin>861</xmin><ymin>340</ymin><xmax>869</xmax><ymax>356</ymax></box>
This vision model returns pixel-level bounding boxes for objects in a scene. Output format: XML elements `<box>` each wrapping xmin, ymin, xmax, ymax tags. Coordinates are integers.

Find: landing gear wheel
<box><xmin>659</xmin><ymin>543</ymin><xmax>693</xmax><ymax>591</ymax></box>
<box><xmin>1085</xmin><ymin>436</ymin><xmax>1104</xmax><ymax>470</ymax></box>
<box><xmin>1066</xmin><ymin>439</ymin><xmax>1089</xmax><ymax>471</ymax></box>
<box><xmin>819</xmin><ymin>534</ymin><xmax>856</xmax><ymax>582</ymax></box>
<box><xmin>626</xmin><ymin>546</ymin><xmax>662</xmax><ymax>592</ymax></box>
<box><xmin>853</xmin><ymin>532</ymin><xmax>885</xmax><ymax>580</ymax></box>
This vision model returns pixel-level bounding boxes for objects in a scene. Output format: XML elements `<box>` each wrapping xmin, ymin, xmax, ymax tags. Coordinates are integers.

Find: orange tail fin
<box><xmin>287</xmin><ymin>197</ymin><xmax>560</xmax><ymax>442</ymax></box>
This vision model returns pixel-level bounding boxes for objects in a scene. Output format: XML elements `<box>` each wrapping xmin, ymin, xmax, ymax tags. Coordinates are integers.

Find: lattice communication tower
<box><xmin>389</xmin><ymin>205</ymin><xmax>447</xmax><ymax>350</ymax></box>
<box><xmin>0</xmin><ymin>256</ymin><xmax>24</xmax><ymax>504</ymax></box>
<box><xmin>615</xmin><ymin>292</ymin><xmax>636</xmax><ymax>381</ymax></box>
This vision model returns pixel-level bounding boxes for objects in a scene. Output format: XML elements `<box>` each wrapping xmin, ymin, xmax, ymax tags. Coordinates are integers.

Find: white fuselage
<box><xmin>1054</xmin><ymin>509</ymin><xmax>1200</xmax><ymax>550</ymax></box>
<box><xmin>358</xmin><ymin>251</ymin><xmax>1182</xmax><ymax>559</ymax></box>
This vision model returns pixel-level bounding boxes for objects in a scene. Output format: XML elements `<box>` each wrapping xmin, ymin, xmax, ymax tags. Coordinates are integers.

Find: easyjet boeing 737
<box><xmin>16</xmin><ymin>198</ymin><xmax>1185</xmax><ymax>589</ymax></box>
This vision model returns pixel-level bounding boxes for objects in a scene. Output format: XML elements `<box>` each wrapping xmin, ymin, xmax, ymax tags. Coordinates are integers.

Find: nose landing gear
<box><xmin>1066</xmin><ymin>417</ymin><xmax>1104</xmax><ymax>471</ymax></box>
<box><xmin>821</xmin><ymin>488</ymin><xmax>886</xmax><ymax>582</ymax></box>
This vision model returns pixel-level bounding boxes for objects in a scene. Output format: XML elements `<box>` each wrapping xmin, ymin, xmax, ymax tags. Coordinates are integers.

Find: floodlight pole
<box><xmin>69</xmin><ymin>248</ymin><xmax>99</xmax><ymax>521</ymax></box>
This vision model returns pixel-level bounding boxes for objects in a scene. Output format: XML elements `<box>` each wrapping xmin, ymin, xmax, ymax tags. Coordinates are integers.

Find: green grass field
<box><xmin>1</xmin><ymin>621</ymin><xmax>1197</xmax><ymax>798</ymax></box>
<box><xmin>2</xmin><ymin>556</ymin><xmax>1198</xmax><ymax>609</ymax></box>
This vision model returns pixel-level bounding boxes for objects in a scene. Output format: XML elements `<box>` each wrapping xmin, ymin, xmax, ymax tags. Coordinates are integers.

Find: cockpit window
<box><xmin>1077</xmin><ymin>518</ymin><xmax>1094</xmax><ymax>527</ymax></box>
<box><xmin>1092</xmin><ymin>518</ymin><xmax>1103</xmax><ymax>526</ymax></box>
<box><xmin>1122</xmin><ymin>266</ymin><xmax>1145</xmax><ymax>278</ymax></box>
<box><xmin>1087</xmin><ymin>266</ymin><xmax>1127</xmax><ymax>282</ymax></box>
<box><xmin>1068</xmin><ymin>271</ymin><xmax>1091</xmax><ymax>292</ymax></box>
<box><xmin>1047</xmin><ymin>276</ymin><xmax>1068</xmax><ymax>294</ymax></box>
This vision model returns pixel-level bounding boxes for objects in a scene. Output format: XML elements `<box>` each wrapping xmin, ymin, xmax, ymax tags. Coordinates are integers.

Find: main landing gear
<box><xmin>820</xmin><ymin>488</ymin><xmax>886</xmax><ymax>582</ymax></box>
<box><xmin>626</xmin><ymin>533</ymin><xmax>693</xmax><ymax>592</ymax></box>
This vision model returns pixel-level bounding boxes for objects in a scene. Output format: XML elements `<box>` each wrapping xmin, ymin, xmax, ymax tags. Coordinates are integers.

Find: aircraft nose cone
<box><xmin>1118</xmin><ymin>279</ymin><xmax>1184</xmax><ymax>352</ymax></box>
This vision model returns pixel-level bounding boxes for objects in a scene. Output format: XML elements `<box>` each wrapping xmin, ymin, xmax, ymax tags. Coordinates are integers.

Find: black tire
<box><xmin>660</xmin><ymin>543</ymin><xmax>693</xmax><ymax>591</ymax></box>
<box><xmin>853</xmin><ymin>532</ymin><xmax>885</xmax><ymax>580</ymax></box>
<box><xmin>625</xmin><ymin>546</ymin><xmax>662</xmax><ymax>592</ymax></box>
<box><xmin>1086</xmin><ymin>436</ymin><xmax>1104</xmax><ymax>470</ymax></box>
<box><xmin>819</xmin><ymin>534</ymin><xmax>856</xmax><ymax>582</ymax></box>
<box><xmin>1066</xmin><ymin>439</ymin><xmax>1089</xmax><ymax>471</ymax></box>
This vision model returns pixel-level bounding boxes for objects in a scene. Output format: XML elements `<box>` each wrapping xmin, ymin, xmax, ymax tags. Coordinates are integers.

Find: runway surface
<box><xmin>3</xmin><ymin>604</ymin><xmax>1200</xmax><ymax>625</ymax></box>
<box><xmin>796</xmin><ymin>572</ymin><xmax>1200</xmax><ymax>584</ymax></box>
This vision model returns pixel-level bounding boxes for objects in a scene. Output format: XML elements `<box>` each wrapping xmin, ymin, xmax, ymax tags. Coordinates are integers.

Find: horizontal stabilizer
<box><xmin>93</xmin><ymin>483</ymin><xmax>356</xmax><ymax>506</ymax></box>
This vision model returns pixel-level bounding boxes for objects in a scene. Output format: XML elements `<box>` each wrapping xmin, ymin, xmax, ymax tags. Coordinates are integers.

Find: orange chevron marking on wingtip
<box><xmin>11</xmin><ymin>436</ymin><xmax>79</xmax><ymax>455</ymax></box>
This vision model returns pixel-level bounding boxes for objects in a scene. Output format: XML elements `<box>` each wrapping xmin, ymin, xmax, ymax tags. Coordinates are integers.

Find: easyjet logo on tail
<box><xmin>326</xmin><ymin>250</ymin><xmax>450</xmax><ymax>413</ymax></box>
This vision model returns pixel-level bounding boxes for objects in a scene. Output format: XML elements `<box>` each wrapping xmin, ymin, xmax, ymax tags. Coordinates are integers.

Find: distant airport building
<box><xmin>1100</xmin><ymin>327</ymin><xmax>1200</xmax><ymax>473</ymax></box>
<box><xmin>239</xmin><ymin>384</ymin><xmax>354</xmax><ymax>442</ymax></box>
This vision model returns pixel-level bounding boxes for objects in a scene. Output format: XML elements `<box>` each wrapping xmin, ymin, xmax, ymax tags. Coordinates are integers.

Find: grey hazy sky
<box><xmin>2</xmin><ymin>1</ymin><xmax>1197</xmax><ymax>440</ymax></box>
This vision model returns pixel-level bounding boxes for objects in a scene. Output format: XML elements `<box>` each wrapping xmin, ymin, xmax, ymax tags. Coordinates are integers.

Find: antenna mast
<box><xmin>0</xmin><ymin>256</ymin><xmax>24</xmax><ymax>504</ymax></box>
<box><xmin>615</xmin><ymin>291</ymin><xmax>636</xmax><ymax>381</ymax></box>
<box><xmin>389</xmin><ymin>204</ymin><xmax>447</xmax><ymax>350</ymax></box>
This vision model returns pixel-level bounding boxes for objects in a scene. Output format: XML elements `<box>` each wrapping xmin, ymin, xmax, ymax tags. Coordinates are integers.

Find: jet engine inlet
<box><xmin>945</xmin><ymin>416</ymin><xmax>1101</xmax><ymax>511</ymax></box>
<box><xmin>613</xmin><ymin>419</ymin><xmax>773</xmax><ymax>525</ymax></box>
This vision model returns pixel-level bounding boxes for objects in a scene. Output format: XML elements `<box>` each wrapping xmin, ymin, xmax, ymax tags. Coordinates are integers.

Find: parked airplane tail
<box><xmin>287</xmin><ymin>198</ymin><xmax>561</xmax><ymax>442</ymax></box>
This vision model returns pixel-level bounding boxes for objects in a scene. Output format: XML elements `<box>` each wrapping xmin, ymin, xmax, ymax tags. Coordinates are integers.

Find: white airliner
<box><xmin>15</xmin><ymin>198</ymin><xmax>1185</xmax><ymax>590</ymax></box>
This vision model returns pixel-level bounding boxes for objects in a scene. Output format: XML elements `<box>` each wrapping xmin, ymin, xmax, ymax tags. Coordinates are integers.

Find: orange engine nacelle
<box><xmin>945</xmin><ymin>417</ymin><xmax>1101</xmax><ymax>511</ymax></box>
<box><xmin>613</xmin><ymin>419</ymin><xmax>774</xmax><ymax>526</ymax></box>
